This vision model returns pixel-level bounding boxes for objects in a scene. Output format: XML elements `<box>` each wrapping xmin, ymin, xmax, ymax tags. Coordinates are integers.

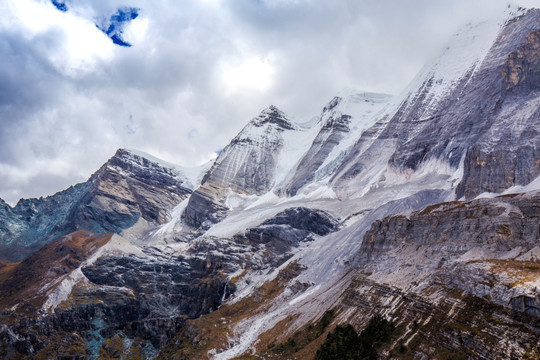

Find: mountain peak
<box><xmin>252</xmin><ymin>105</ymin><xmax>295</xmax><ymax>130</ymax></box>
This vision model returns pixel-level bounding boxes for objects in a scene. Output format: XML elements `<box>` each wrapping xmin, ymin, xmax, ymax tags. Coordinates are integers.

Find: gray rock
<box><xmin>332</xmin><ymin>9</ymin><xmax>540</xmax><ymax>200</ymax></box>
<box><xmin>285</xmin><ymin>97</ymin><xmax>351</xmax><ymax>196</ymax></box>
<box><xmin>359</xmin><ymin>191</ymin><xmax>540</xmax><ymax>263</ymax></box>
<box><xmin>184</xmin><ymin>106</ymin><xmax>296</xmax><ymax>229</ymax></box>
<box><xmin>0</xmin><ymin>149</ymin><xmax>193</xmax><ymax>261</ymax></box>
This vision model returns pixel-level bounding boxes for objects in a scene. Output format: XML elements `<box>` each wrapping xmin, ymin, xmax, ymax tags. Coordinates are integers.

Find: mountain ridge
<box><xmin>0</xmin><ymin>6</ymin><xmax>539</xmax><ymax>360</ymax></box>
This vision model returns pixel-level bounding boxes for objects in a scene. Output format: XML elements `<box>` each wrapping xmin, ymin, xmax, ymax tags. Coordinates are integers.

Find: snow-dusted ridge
<box><xmin>1</xmin><ymin>4</ymin><xmax>539</xmax><ymax>359</ymax></box>
<box><xmin>121</xmin><ymin>148</ymin><xmax>212</xmax><ymax>190</ymax></box>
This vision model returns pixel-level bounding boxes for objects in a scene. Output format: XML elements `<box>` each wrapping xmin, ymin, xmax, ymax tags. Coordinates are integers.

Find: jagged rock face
<box><xmin>358</xmin><ymin>190</ymin><xmax>540</xmax><ymax>316</ymax></box>
<box><xmin>0</xmin><ymin>149</ymin><xmax>193</xmax><ymax>261</ymax></box>
<box><xmin>234</xmin><ymin>207</ymin><xmax>339</xmax><ymax>268</ymax></box>
<box><xmin>285</xmin><ymin>97</ymin><xmax>351</xmax><ymax>196</ymax></box>
<box><xmin>457</xmin><ymin>24</ymin><xmax>540</xmax><ymax>198</ymax></box>
<box><xmin>0</xmin><ymin>183</ymin><xmax>91</xmax><ymax>261</ymax></box>
<box><xmin>333</xmin><ymin>9</ymin><xmax>540</xmax><ymax>199</ymax></box>
<box><xmin>72</xmin><ymin>149</ymin><xmax>192</xmax><ymax>233</ymax></box>
<box><xmin>182</xmin><ymin>183</ymin><xmax>230</xmax><ymax>231</ymax></box>
<box><xmin>284</xmin><ymin>92</ymin><xmax>391</xmax><ymax>197</ymax></box>
<box><xmin>0</xmin><ymin>207</ymin><xmax>337</xmax><ymax>358</ymax></box>
<box><xmin>260</xmin><ymin>207</ymin><xmax>339</xmax><ymax>236</ymax></box>
<box><xmin>360</xmin><ymin>192</ymin><xmax>540</xmax><ymax>262</ymax></box>
<box><xmin>501</xmin><ymin>29</ymin><xmax>540</xmax><ymax>93</ymax></box>
<box><xmin>184</xmin><ymin>106</ymin><xmax>296</xmax><ymax>229</ymax></box>
<box><xmin>204</xmin><ymin>106</ymin><xmax>293</xmax><ymax>195</ymax></box>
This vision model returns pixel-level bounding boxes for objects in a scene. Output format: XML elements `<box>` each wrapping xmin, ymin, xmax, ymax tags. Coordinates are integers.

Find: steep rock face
<box><xmin>0</xmin><ymin>206</ymin><xmax>338</xmax><ymax>358</ymax></box>
<box><xmin>284</xmin><ymin>93</ymin><xmax>391</xmax><ymax>196</ymax></box>
<box><xmin>332</xmin><ymin>9</ymin><xmax>540</xmax><ymax>200</ymax></box>
<box><xmin>0</xmin><ymin>149</ymin><xmax>194</xmax><ymax>261</ymax></box>
<box><xmin>234</xmin><ymin>207</ymin><xmax>339</xmax><ymax>268</ymax></box>
<box><xmin>457</xmin><ymin>24</ymin><xmax>540</xmax><ymax>198</ymax></box>
<box><xmin>285</xmin><ymin>97</ymin><xmax>350</xmax><ymax>197</ymax></box>
<box><xmin>0</xmin><ymin>183</ymin><xmax>91</xmax><ymax>261</ymax></box>
<box><xmin>184</xmin><ymin>106</ymin><xmax>298</xmax><ymax>229</ymax></box>
<box><xmin>360</xmin><ymin>192</ymin><xmax>540</xmax><ymax>262</ymax></box>
<box><xmin>358</xmin><ymin>190</ymin><xmax>540</xmax><ymax>315</ymax></box>
<box><xmin>71</xmin><ymin>148</ymin><xmax>193</xmax><ymax>233</ymax></box>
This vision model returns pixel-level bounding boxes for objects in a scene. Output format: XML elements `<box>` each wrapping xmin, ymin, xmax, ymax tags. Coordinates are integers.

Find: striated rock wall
<box><xmin>0</xmin><ymin>149</ymin><xmax>192</xmax><ymax>261</ymax></box>
<box><xmin>184</xmin><ymin>106</ymin><xmax>296</xmax><ymax>229</ymax></box>
<box><xmin>360</xmin><ymin>191</ymin><xmax>540</xmax><ymax>262</ymax></box>
<box><xmin>357</xmin><ymin>190</ymin><xmax>540</xmax><ymax>321</ymax></box>
<box><xmin>285</xmin><ymin>97</ymin><xmax>351</xmax><ymax>196</ymax></box>
<box><xmin>333</xmin><ymin>9</ymin><xmax>540</xmax><ymax>200</ymax></box>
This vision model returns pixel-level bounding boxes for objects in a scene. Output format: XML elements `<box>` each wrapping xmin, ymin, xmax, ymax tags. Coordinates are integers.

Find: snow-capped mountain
<box><xmin>283</xmin><ymin>91</ymin><xmax>392</xmax><ymax>197</ymax></box>
<box><xmin>0</xmin><ymin>148</ymin><xmax>207</xmax><ymax>261</ymax></box>
<box><xmin>0</xmin><ymin>5</ymin><xmax>539</xmax><ymax>360</ymax></box>
<box><xmin>331</xmin><ymin>7</ymin><xmax>540</xmax><ymax>201</ymax></box>
<box><xmin>183</xmin><ymin>105</ymin><xmax>322</xmax><ymax>230</ymax></box>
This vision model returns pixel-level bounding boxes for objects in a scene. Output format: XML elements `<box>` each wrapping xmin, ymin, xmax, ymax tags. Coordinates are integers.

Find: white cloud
<box><xmin>4</xmin><ymin>0</ymin><xmax>114</xmax><ymax>76</ymax></box>
<box><xmin>123</xmin><ymin>16</ymin><xmax>149</xmax><ymax>44</ymax></box>
<box><xmin>221</xmin><ymin>56</ymin><xmax>276</xmax><ymax>94</ymax></box>
<box><xmin>0</xmin><ymin>0</ymin><xmax>526</xmax><ymax>205</ymax></box>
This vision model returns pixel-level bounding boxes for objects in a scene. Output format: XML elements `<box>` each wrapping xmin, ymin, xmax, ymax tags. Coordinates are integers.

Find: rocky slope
<box><xmin>331</xmin><ymin>8</ymin><xmax>540</xmax><ymax>201</ymax></box>
<box><xmin>283</xmin><ymin>92</ymin><xmax>391</xmax><ymax>197</ymax></box>
<box><xmin>0</xmin><ymin>5</ymin><xmax>539</xmax><ymax>360</ymax></box>
<box><xmin>183</xmin><ymin>106</ymin><xmax>316</xmax><ymax>230</ymax></box>
<box><xmin>0</xmin><ymin>148</ymin><xmax>198</xmax><ymax>261</ymax></box>
<box><xmin>0</xmin><ymin>206</ymin><xmax>338</xmax><ymax>358</ymax></box>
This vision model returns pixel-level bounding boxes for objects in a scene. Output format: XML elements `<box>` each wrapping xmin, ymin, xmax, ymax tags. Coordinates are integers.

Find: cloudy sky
<box><xmin>0</xmin><ymin>0</ymin><xmax>523</xmax><ymax>205</ymax></box>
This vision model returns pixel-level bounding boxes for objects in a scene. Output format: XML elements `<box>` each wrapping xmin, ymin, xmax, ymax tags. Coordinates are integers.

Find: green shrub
<box><xmin>315</xmin><ymin>314</ymin><xmax>395</xmax><ymax>360</ymax></box>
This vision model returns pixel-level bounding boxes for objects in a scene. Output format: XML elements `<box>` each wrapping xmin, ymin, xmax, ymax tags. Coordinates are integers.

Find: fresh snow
<box><xmin>152</xmin><ymin>198</ymin><xmax>189</xmax><ymax>237</ymax></box>
<box><xmin>123</xmin><ymin>148</ymin><xmax>212</xmax><ymax>189</ymax></box>
<box><xmin>315</xmin><ymin>91</ymin><xmax>392</xmax><ymax>179</ymax></box>
<box><xmin>272</xmin><ymin>120</ymin><xmax>322</xmax><ymax>188</ymax></box>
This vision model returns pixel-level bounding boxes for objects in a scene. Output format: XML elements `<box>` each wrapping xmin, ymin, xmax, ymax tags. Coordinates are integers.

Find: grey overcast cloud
<box><xmin>0</xmin><ymin>0</ymin><xmax>521</xmax><ymax>205</ymax></box>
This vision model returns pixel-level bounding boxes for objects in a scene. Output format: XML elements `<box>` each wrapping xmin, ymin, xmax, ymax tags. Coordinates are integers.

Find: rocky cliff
<box><xmin>0</xmin><ymin>149</ymin><xmax>196</xmax><ymax>261</ymax></box>
<box><xmin>284</xmin><ymin>92</ymin><xmax>391</xmax><ymax>196</ymax></box>
<box><xmin>331</xmin><ymin>9</ymin><xmax>540</xmax><ymax>200</ymax></box>
<box><xmin>183</xmin><ymin>106</ymin><xmax>316</xmax><ymax>229</ymax></box>
<box><xmin>0</xmin><ymin>5</ymin><xmax>539</xmax><ymax>360</ymax></box>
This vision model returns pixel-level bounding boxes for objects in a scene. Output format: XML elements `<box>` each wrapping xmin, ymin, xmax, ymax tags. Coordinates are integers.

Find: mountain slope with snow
<box><xmin>0</xmin><ymin>148</ymin><xmax>206</xmax><ymax>261</ymax></box>
<box><xmin>331</xmin><ymin>7</ymin><xmax>540</xmax><ymax>201</ymax></box>
<box><xmin>0</xmin><ymin>5</ymin><xmax>539</xmax><ymax>360</ymax></box>
<box><xmin>183</xmin><ymin>105</ymin><xmax>322</xmax><ymax>229</ymax></box>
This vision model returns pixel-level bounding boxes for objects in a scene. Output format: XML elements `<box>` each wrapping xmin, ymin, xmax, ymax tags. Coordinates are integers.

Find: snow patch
<box><xmin>152</xmin><ymin>198</ymin><xmax>189</xmax><ymax>236</ymax></box>
<box><xmin>122</xmin><ymin>148</ymin><xmax>211</xmax><ymax>189</ymax></box>
<box><xmin>42</xmin><ymin>234</ymin><xmax>144</xmax><ymax>312</ymax></box>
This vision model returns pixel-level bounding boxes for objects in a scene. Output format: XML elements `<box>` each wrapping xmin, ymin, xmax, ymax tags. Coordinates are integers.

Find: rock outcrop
<box><xmin>0</xmin><ymin>149</ymin><xmax>195</xmax><ymax>261</ymax></box>
<box><xmin>360</xmin><ymin>191</ymin><xmax>540</xmax><ymax>263</ymax></box>
<box><xmin>332</xmin><ymin>9</ymin><xmax>540</xmax><ymax>200</ymax></box>
<box><xmin>358</xmin><ymin>190</ymin><xmax>540</xmax><ymax>317</ymax></box>
<box><xmin>184</xmin><ymin>106</ymin><xmax>297</xmax><ymax>229</ymax></box>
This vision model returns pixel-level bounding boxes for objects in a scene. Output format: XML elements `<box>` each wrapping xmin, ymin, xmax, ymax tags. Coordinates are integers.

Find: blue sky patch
<box><xmin>97</xmin><ymin>8</ymin><xmax>140</xmax><ymax>47</ymax></box>
<box><xmin>51</xmin><ymin>0</ymin><xmax>67</xmax><ymax>12</ymax></box>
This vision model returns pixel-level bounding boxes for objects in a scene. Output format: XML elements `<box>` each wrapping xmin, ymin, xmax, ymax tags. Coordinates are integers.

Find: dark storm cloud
<box><xmin>0</xmin><ymin>0</ymin><xmax>520</xmax><ymax>204</ymax></box>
